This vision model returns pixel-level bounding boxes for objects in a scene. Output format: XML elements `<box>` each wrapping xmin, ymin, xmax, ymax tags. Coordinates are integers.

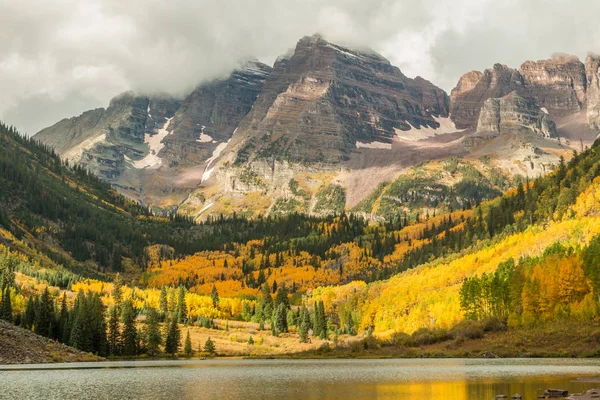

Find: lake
<box><xmin>1</xmin><ymin>358</ymin><xmax>599</xmax><ymax>399</ymax></box>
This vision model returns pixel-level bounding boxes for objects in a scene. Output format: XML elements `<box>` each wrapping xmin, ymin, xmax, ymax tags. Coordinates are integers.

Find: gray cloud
<box><xmin>1</xmin><ymin>0</ymin><xmax>599</xmax><ymax>135</ymax></box>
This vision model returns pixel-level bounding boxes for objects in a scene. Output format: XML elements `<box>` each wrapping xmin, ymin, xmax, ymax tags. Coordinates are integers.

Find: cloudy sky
<box><xmin>1</xmin><ymin>0</ymin><xmax>599</xmax><ymax>135</ymax></box>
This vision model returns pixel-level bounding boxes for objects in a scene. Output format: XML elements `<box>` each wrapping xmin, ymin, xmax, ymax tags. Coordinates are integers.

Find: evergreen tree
<box><xmin>184</xmin><ymin>330</ymin><xmax>193</xmax><ymax>356</ymax></box>
<box><xmin>247</xmin><ymin>336</ymin><xmax>254</xmax><ymax>345</ymax></box>
<box><xmin>34</xmin><ymin>288</ymin><xmax>54</xmax><ymax>338</ymax></box>
<box><xmin>204</xmin><ymin>337</ymin><xmax>215</xmax><ymax>355</ymax></box>
<box><xmin>261</xmin><ymin>283</ymin><xmax>273</xmax><ymax>320</ymax></box>
<box><xmin>164</xmin><ymin>316</ymin><xmax>180</xmax><ymax>355</ymax></box>
<box><xmin>58</xmin><ymin>293</ymin><xmax>69</xmax><ymax>343</ymax></box>
<box><xmin>316</xmin><ymin>301</ymin><xmax>327</xmax><ymax>339</ymax></box>
<box><xmin>89</xmin><ymin>293</ymin><xmax>107</xmax><ymax>356</ymax></box>
<box><xmin>1</xmin><ymin>287</ymin><xmax>12</xmax><ymax>322</ymax></box>
<box><xmin>275</xmin><ymin>303</ymin><xmax>288</xmax><ymax>333</ymax></box>
<box><xmin>159</xmin><ymin>287</ymin><xmax>168</xmax><ymax>320</ymax></box>
<box><xmin>274</xmin><ymin>283</ymin><xmax>290</xmax><ymax>309</ymax></box>
<box><xmin>176</xmin><ymin>286</ymin><xmax>187</xmax><ymax>323</ymax></box>
<box><xmin>121</xmin><ymin>300</ymin><xmax>137</xmax><ymax>356</ymax></box>
<box><xmin>107</xmin><ymin>305</ymin><xmax>121</xmax><ymax>356</ymax></box>
<box><xmin>146</xmin><ymin>308</ymin><xmax>162</xmax><ymax>357</ymax></box>
<box><xmin>211</xmin><ymin>285</ymin><xmax>219</xmax><ymax>308</ymax></box>
<box><xmin>22</xmin><ymin>296</ymin><xmax>35</xmax><ymax>330</ymax></box>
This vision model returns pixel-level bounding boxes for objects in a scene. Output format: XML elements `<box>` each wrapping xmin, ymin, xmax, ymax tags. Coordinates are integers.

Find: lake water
<box><xmin>1</xmin><ymin>358</ymin><xmax>599</xmax><ymax>399</ymax></box>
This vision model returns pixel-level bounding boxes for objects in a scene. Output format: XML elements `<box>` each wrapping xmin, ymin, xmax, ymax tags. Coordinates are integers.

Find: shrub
<box><xmin>450</xmin><ymin>320</ymin><xmax>484</xmax><ymax>340</ymax></box>
<box><xmin>482</xmin><ymin>317</ymin><xmax>508</xmax><ymax>333</ymax></box>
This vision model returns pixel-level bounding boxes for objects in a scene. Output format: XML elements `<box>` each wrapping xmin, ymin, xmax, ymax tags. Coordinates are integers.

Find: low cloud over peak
<box><xmin>1</xmin><ymin>0</ymin><xmax>599</xmax><ymax>135</ymax></box>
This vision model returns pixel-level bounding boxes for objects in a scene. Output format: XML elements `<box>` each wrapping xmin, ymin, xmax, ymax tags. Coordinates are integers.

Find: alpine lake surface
<box><xmin>1</xmin><ymin>358</ymin><xmax>599</xmax><ymax>399</ymax></box>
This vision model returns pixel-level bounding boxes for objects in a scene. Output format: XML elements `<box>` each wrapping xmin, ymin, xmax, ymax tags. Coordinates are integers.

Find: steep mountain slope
<box><xmin>0</xmin><ymin>319</ymin><xmax>100</xmax><ymax>364</ymax></box>
<box><xmin>0</xmin><ymin>122</ymin><xmax>205</xmax><ymax>277</ymax></box>
<box><xmin>308</xmin><ymin>136</ymin><xmax>600</xmax><ymax>336</ymax></box>
<box><xmin>35</xmin><ymin>61</ymin><xmax>272</xmax><ymax>211</ymax></box>
<box><xmin>35</xmin><ymin>36</ymin><xmax>598</xmax><ymax>220</ymax></box>
<box><xmin>451</xmin><ymin>53</ymin><xmax>600</xmax><ymax>144</ymax></box>
<box><xmin>180</xmin><ymin>35</ymin><xmax>470</xmax><ymax>219</ymax></box>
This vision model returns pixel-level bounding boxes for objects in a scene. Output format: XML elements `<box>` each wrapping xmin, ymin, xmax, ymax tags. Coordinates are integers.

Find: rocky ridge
<box><xmin>34</xmin><ymin>36</ymin><xmax>600</xmax><ymax>219</ymax></box>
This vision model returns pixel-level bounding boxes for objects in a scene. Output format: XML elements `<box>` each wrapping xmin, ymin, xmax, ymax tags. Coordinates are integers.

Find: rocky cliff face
<box><xmin>476</xmin><ymin>91</ymin><xmax>557</xmax><ymax>138</ymax></box>
<box><xmin>35</xmin><ymin>92</ymin><xmax>181</xmax><ymax>180</ymax></box>
<box><xmin>586</xmin><ymin>53</ymin><xmax>600</xmax><ymax>131</ymax></box>
<box><xmin>451</xmin><ymin>53</ymin><xmax>600</xmax><ymax>140</ymax></box>
<box><xmin>519</xmin><ymin>54</ymin><xmax>587</xmax><ymax>117</ymax></box>
<box><xmin>36</xmin><ymin>36</ymin><xmax>593</xmax><ymax>219</ymax></box>
<box><xmin>450</xmin><ymin>64</ymin><xmax>526</xmax><ymax>129</ymax></box>
<box><xmin>160</xmin><ymin>60</ymin><xmax>272</xmax><ymax>168</ymax></box>
<box><xmin>34</xmin><ymin>62</ymin><xmax>271</xmax><ymax>204</ymax></box>
<box><xmin>223</xmin><ymin>34</ymin><xmax>450</xmax><ymax>166</ymax></box>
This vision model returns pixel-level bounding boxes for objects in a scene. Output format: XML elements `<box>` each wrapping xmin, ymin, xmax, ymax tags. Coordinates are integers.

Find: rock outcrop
<box><xmin>450</xmin><ymin>64</ymin><xmax>526</xmax><ymax>129</ymax></box>
<box><xmin>451</xmin><ymin>53</ymin><xmax>600</xmax><ymax>137</ymax></box>
<box><xmin>35</xmin><ymin>92</ymin><xmax>181</xmax><ymax>180</ymax></box>
<box><xmin>519</xmin><ymin>53</ymin><xmax>587</xmax><ymax>117</ymax></box>
<box><xmin>36</xmin><ymin>36</ymin><xmax>592</xmax><ymax>218</ymax></box>
<box><xmin>223</xmin><ymin>34</ymin><xmax>450</xmax><ymax>166</ymax></box>
<box><xmin>586</xmin><ymin>53</ymin><xmax>600</xmax><ymax>130</ymax></box>
<box><xmin>160</xmin><ymin>60</ymin><xmax>272</xmax><ymax>167</ymax></box>
<box><xmin>34</xmin><ymin>61</ymin><xmax>272</xmax><ymax>201</ymax></box>
<box><xmin>477</xmin><ymin>91</ymin><xmax>557</xmax><ymax>138</ymax></box>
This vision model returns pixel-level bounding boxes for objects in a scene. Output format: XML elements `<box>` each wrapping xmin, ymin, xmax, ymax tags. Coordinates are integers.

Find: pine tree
<box><xmin>58</xmin><ymin>293</ymin><xmax>69</xmax><ymax>343</ymax></box>
<box><xmin>22</xmin><ymin>296</ymin><xmax>35</xmax><ymax>330</ymax></box>
<box><xmin>89</xmin><ymin>293</ymin><xmax>107</xmax><ymax>356</ymax></box>
<box><xmin>184</xmin><ymin>330</ymin><xmax>193</xmax><ymax>356</ymax></box>
<box><xmin>159</xmin><ymin>287</ymin><xmax>168</xmax><ymax>320</ymax></box>
<box><xmin>177</xmin><ymin>286</ymin><xmax>187</xmax><ymax>323</ymax></box>
<box><xmin>261</xmin><ymin>283</ymin><xmax>273</xmax><ymax>320</ymax></box>
<box><xmin>146</xmin><ymin>308</ymin><xmax>162</xmax><ymax>357</ymax></box>
<box><xmin>165</xmin><ymin>316</ymin><xmax>180</xmax><ymax>355</ymax></box>
<box><xmin>121</xmin><ymin>300</ymin><xmax>137</xmax><ymax>356</ymax></box>
<box><xmin>204</xmin><ymin>337</ymin><xmax>215</xmax><ymax>355</ymax></box>
<box><xmin>299</xmin><ymin>306</ymin><xmax>310</xmax><ymax>343</ymax></box>
<box><xmin>113</xmin><ymin>273</ymin><xmax>123</xmax><ymax>307</ymax></box>
<box><xmin>211</xmin><ymin>285</ymin><xmax>219</xmax><ymax>308</ymax></box>
<box><xmin>247</xmin><ymin>336</ymin><xmax>254</xmax><ymax>345</ymax></box>
<box><xmin>1</xmin><ymin>287</ymin><xmax>12</xmax><ymax>322</ymax></box>
<box><xmin>274</xmin><ymin>283</ymin><xmax>290</xmax><ymax>309</ymax></box>
<box><xmin>107</xmin><ymin>305</ymin><xmax>121</xmax><ymax>356</ymax></box>
<box><xmin>275</xmin><ymin>303</ymin><xmax>288</xmax><ymax>333</ymax></box>
<box><xmin>34</xmin><ymin>288</ymin><xmax>54</xmax><ymax>337</ymax></box>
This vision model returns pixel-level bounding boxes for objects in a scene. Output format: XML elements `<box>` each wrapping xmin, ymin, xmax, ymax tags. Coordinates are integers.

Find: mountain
<box><xmin>0</xmin><ymin>121</ymin><xmax>206</xmax><ymax>277</ymax></box>
<box><xmin>35</xmin><ymin>60</ymin><xmax>272</xmax><ymax>211</ymax></box>
<box><xmin>35</xmin><ymin>35</ymin><xmax>597</xmax><ymax>220</ymax></box>
<box><xmin>450</xmin><ymin>53</ymin><xmax>600</xmax><ymax>142</ymax></box>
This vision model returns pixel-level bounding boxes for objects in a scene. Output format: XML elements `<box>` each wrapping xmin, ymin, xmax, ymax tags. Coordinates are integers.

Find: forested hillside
<box><xmin>3</xmin><ymin>119</ymin><xmax>600</xmax><ymax>359</ymax></box>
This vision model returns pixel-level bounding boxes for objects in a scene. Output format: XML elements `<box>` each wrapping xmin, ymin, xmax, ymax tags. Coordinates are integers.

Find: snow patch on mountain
<box><xmin>395</xmin><ymin>116</ymin><xmax>463</xmax><ymax>141</ymax></box>
<box><xmin>62</xmin><ymin>133</ymin><xmax>107</xmax><ymax>162</ymax></box>
<box><xmin>196</xmin><ymin>126</ymin><xmax>213</xmax><ymax>143</ymax></box>
<box><xmin>201</xmin><ymin>140</ymin><xmax>231</xmax><ymax>183</ymax></box>
<box><xmin>132</xmin><ymin>117</ymin><xmax>173</xmax><ymax>169</ymax></box>
<box><xmin>356</xmin><ymin>141</ymin><xmax>392</xmax><ymax>149</ymax></box>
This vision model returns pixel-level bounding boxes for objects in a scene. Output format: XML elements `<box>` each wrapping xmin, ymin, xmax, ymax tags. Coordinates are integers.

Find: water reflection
<box><xmin>0</xmin><ymin>359</ymin><xmax>598</xmax><ymax>400</ymax></box>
